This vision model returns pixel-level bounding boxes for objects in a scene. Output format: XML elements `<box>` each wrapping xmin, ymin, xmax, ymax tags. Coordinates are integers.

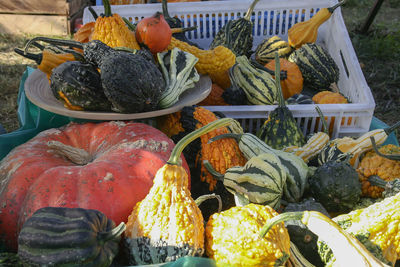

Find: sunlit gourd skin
<box><xmin>205</xmin><ymin>203</ymin><xmax>290</xmax><ymax>267</ymax></box>
<box><xmin>357</xmin><ymin>144</ymin><xmax>400</xmax><ymax>198</ymax></box>
<box><xmin>124</xmin><ymin>118</ymin><xmax>234</xmax><ymax>265</ymax></box>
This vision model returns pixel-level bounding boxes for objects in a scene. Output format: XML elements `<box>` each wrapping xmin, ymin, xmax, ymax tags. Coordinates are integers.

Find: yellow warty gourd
<box><xmin>288</xmin><ymin>1</ymin><xmax>345</xmax><ymax>49</ymax></box>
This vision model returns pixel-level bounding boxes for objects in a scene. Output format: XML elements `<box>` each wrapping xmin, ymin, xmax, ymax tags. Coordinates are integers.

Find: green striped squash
<box><xmin>222</xmin><ymin>153</ymin><xmax>287</xmax><ymax>209</ymax></box>
<box><xmin>18</xmin><ymin>207</ymin><xmax>125</xmax><ymax>267</ymax></box>
<box><xmin>255</xmin><ymin>35</ymin><xmax>293</xmax><ymax>64</ymax></box>
<box><xmin>157</xmin><ymin>47</ymin><xmax>199</xmax><ymax>109</ymax></box>
<box><xmin>209</xmin><ymin>0</ymin><xmax>260</xmax><ymax>57</ymax></box>
<box><xmin>288</xmin><ymin>43</ymin><xmax>339</xmax><ymax>92</ymax></box>
<box><xmin>209</xmin><ymin>132</ymin><xmax>310</xmax><ymax>203</ymax></box>
<box><xmin>229</xmin><ymin>55</ymin><xmax>279</xmax><ymax>105</ymax></box>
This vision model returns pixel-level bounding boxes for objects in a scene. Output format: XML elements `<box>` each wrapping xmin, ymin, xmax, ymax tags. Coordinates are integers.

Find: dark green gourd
<box><xmin>17</xmin><ymin>206</ymin><xmax>126</xmax><ymax>267</ymax></box>
<box><xmin>257</xmin><ymin>53</ymin><xmax>306</xmax><ymax>150</ymax></box>
<box><xmin>209</xmin><ymin>0</ymin><xmax>260</xmax><ymax>57</ymax></box>
<box><xmin>283</xmin><ymin>198</ymin><xmax>330</xmax><ymax>267</ymax></box>
<box><xmin>50</xmin><ymin>61</ymin><xmax>112</xmax><ymax>111</ymax></box>
<box><xmin>288</xmin><ymin>43</ymin><xmax>339</xmax><ymax>92</ymax></box>
<box><xmin>308</xmin><ymin>160</ymin><xmax>362</xmax><ymax>214</ymax></box>
<box><xmin>24</xmin><ymin>37</ymin><xmax>166</xmax><ymax>114</ymax></box>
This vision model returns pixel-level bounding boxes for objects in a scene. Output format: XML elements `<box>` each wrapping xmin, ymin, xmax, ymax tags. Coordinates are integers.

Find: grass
<box><xmin>0</xmin><ymin>0</ymin><xmax>399</xmax><ymax>140</ymax></box>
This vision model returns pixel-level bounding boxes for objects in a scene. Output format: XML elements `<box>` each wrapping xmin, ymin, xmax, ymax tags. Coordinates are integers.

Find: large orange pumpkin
<box><xmin>265</xmin><ymin>58</ymin><xmax>303</xmax><ymax>99</ymax></box>
<box><xmin>0</xmin><ymin>121</ymin><xmax>190</xmax><ymax>251</ymax></box>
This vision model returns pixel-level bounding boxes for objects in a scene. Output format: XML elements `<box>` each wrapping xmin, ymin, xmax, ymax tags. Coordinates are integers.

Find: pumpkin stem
<box><xmin>274</xmin><ymin>52</ymin><xmax>285</xmax><ymax>107</ymax></box>
<box><xmin>328</xmin><ymin>0</ymin><xmax>346</xmax><ymax>13</ymax></box>
<box><xmin>167</xmin><ymin>118</ymin><xmax>234</xmax><ymax>165</ymax></box>
<box><xmin>259</xmin><ymin>211</ymin><xmax>303</xmax><ymax>238</ymax></box>
<box><xmin>207</xmin><ymin>133</ymin><xmax>241</xmax><ymax>144</ymax></box>
<box><xmin>195</xmin><ymin>193</ymin><xmax>222</xmax><ymax>213</ymax></box>
<box><xmin>102</xmin><ymin>0</ymin><xmax>112</xmax><ymax>17</ymax></box>
<box><xmin>370</xmin><ymin>136</ymin><xmax>400</xmax><ymax>161</ymax></box>
<box><xmin>99</xmin><ymin>222</ymin><xmax>126</xmax><ymax>243</ymax></box>
<box><xmin>244</xmin><ymin>0</ymin><xmax>260</xmax><ymax>21</ymax></box>
<box><xmin>47</xmin><ymin>141</ymin><xmax>93</xmax><ymax>165</ymax></box>
<box><xmin>202</xmin><ymin>160</ymin><xmax>224</xmax><ymax>180</ymax></box>
<box><xmin>315</xmin><ymin>106</ymin><xmax>329</xmax><ymax>134</ymax></box>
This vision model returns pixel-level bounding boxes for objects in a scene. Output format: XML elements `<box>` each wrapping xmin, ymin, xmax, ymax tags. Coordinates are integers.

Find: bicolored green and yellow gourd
<box><xmin>260</xmin><ymin>210</ymin><xmax>390</xmax><ymax>267</ymax></box>
<box><xmin>209</xmin><ymin>0</ymin><xmax>260</xmax><ymax>57</ymax></box>
<box><xmin>288</xmin><ymin>43</ymin><xmax>339</xmax><ymax>92</ymax></box>
<box><xmin>255</xmin><ymin>35</ymin><xmax>293</xmax><ymax>64</ymax></box>
<box><xmin>206</xmin><ymin>203</ymin><xmax>291</xmax><ymax>267</ymax></box>
<box><xmin>157</xmin><ymin>47</ymin><xmax>200</xmax><ymax>108</ymax></box>
<box><xmin>229</xmin><ymin>55</ymin><xmax>279</xmax><ymax>105</ymax></box>
<box><xmin>257</xmin><ymin>54</ymin><xmax>306</xmax><ymax>149</ymax></box>
<box><xmin>124</xmin><ymin>118</ymin><xmax>234</xmax><ymax>265</ymax></box>
<box><xmin>204</xmin><ymin>152</ymin><xmax>287</xmax><ymax>209</ymax></box>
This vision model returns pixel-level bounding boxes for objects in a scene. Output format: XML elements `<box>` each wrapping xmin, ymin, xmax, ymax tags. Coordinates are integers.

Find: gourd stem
<box><xmin>202</xmin><ymin>160</ymin><xmax>224</xmax><ymax>180</ymax></box>
<box><xmin>368</xmin><ymin>175</ymin><xmax>387</xmax><ymax>188</ymax></box>
<box><xmin>24</xmin><ymin>37</ymin><xmax>83</xmax><ymax>55</ymax></box>
<box><xmin>384</xmin><ymin>120</ymin><xmax>400</xmax><ymax>135</ymax></box>
<box><xmin>167</xmin><ymin>118</ymin><xmax>233</xmax><ymax>165</ymax></box>
<box><xmin>274</xmin><ymin>52</ymin><xmax>285</xmax><ymax>107</ymax></box>
<box><xmin>259</xmin><ymin>211</ymin><xmax>303</xmax><ymax>238</ymax></box>
<box><xmin>328</xmin><ymin>0</ymin><xmax>346</xmax><ymax>13</ymax></box>
<box><xmin>370</xmin><ymin>136</ymin><xmax>400</xmax><ymax>160</ymax></box>
<box><xmin>171</xmin><ymin>26</ymin><xmax>198</xmax><ymax>34</ymax></box>
<box><xmin>99</xmin><ymin>222</ymin><xmax>126</xmax><ymax>243</ymax></box>
<box><xmin>14</xmin><ymin>48</ymin><xmax>41</xmax><ymax>64</ymax></box>
<box><xmin>162</xmin><ymin>0</ymin><xmax>172</xmax><ymax>20</ymax></box>
<box><xmin>207</xmin><ymin>133</ymin><xmax>241</xmax><ymax>144</ymax></box>
<box><xmin>244</xmin><ymin>0</ymin><xmax>260</xmax><ymax>21</ymax></box>
<box><xmin>102</xmin><ymin>0</ymin><xmax>112</xmax><ymax>17</ymax></box>
<box><xmin>315</xmin><ymin>105</ymin><xmax>329</xmax><ymax>134</ymax></box>
<box><xmin>122</xmin><ymin>17</ymin><xmax>136</xmax><ymax>31</ymax></box>
<box><xmin>195</xmin><ymin>193</ymin><xmax>222</xmax><ymax>213</ymax></box>
<box><xmin>88</xmin><ymin>6</ymin><xmax>99</xmax><ymax>20</ymax></box>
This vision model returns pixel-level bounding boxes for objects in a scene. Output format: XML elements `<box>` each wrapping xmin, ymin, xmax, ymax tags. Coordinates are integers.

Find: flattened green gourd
<box><xmin>157</xmin><ymin>47</ymin><xmax>199</xmax><ymax>108</ymax></box>
<box><xmin>209</xmin><ymin>0</ymin><xmax>260</xmax><ymax>57</ymax></box>
<box><xmin>17</xmin><ymin>206</ymin><xmax>125</xmax><ymax>267</ymax></box>
<box><xmin>50</xmin><ymin>61</ymin><xmax>112</xmax><ymax>111</ymax></box>
<box><xmin>288</xmin><ymin>43</ymin><xmax>339</xmax><ymax>92</ymax></box>
<box><xmin>204</xmin><ymin>152</ymin><xmax>287</xmax><ymax>210</ymax></box>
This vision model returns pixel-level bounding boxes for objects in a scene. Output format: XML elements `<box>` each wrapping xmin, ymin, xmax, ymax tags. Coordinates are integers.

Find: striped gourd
<box><xmin>284</xmin><ymin>106</ymin><xmax>330</xmax><ymax>163</ymax></box>
<box><xmin>319</xmin><ymin>120</ymin><xmax>400</xmax><ymax>167</ymax></box>
<box><xmin>204</xmin><ymin>152</ymin><xmax>286</xmax><ymax>209</ymax></box>
<box><xmin>209</xmin><ymin>0</ymin><xmax>260</xmax><ymax>57</ymax></box>
<box><xmin>255</xmin><ymin>35</ymin><xmax>293</xmax><ymax>64</ymax></box>
<box><xmin>157</xmin><ymin>47</ymin><xmax>199</xmax><ymax>108</ymax></box>
<box><xmin>229</xmin><ymin>55</ymin><xmax>279</xmax><ymax>105</ymax></box>
<box><xmin>209</xmin><ymin>132</ymin><xmax>310</xmax><ymax>203</ymax></box>
<box><xmin>286</xmin><ymin>93</ymin><xmax>314</xmax><ymax>105</ymax></box>
<box><xmin>288</xmin><ymin>43</ymin><xmax>339</xmax><ymax>92</ymax></box>
<box><xmin>285</xmin><ymin>131</ymin><xmax>330</xmax><ymax>163</ymax></box>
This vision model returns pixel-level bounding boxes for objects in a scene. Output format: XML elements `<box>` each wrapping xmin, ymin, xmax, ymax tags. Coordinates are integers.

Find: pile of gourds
<box><xmin>5</xmin><ymin>0</ymin><xmax>400</xmax><ymax>266</ymax></box>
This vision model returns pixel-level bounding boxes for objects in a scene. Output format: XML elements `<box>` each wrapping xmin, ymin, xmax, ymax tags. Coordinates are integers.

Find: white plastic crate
<box><xmin>83</xmin><ymin>0</ymin><xmax>375</xmax><ymax>138</ymax></box>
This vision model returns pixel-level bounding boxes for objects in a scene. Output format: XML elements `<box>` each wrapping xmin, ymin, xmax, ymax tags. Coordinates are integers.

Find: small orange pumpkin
<box><xmin>135</xmin><ymin>12</ymin><xmax>172</xmax><ymax>54</ymax></box>
<box><xmin>312</xmin><ymin>91</ymin><xmax>351</xmax><ymax>134</ymax></box>
<box><xmin>265</xmin><ymin>58</ymin><xmax>303</xmax><ymax>99</ymax></box>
